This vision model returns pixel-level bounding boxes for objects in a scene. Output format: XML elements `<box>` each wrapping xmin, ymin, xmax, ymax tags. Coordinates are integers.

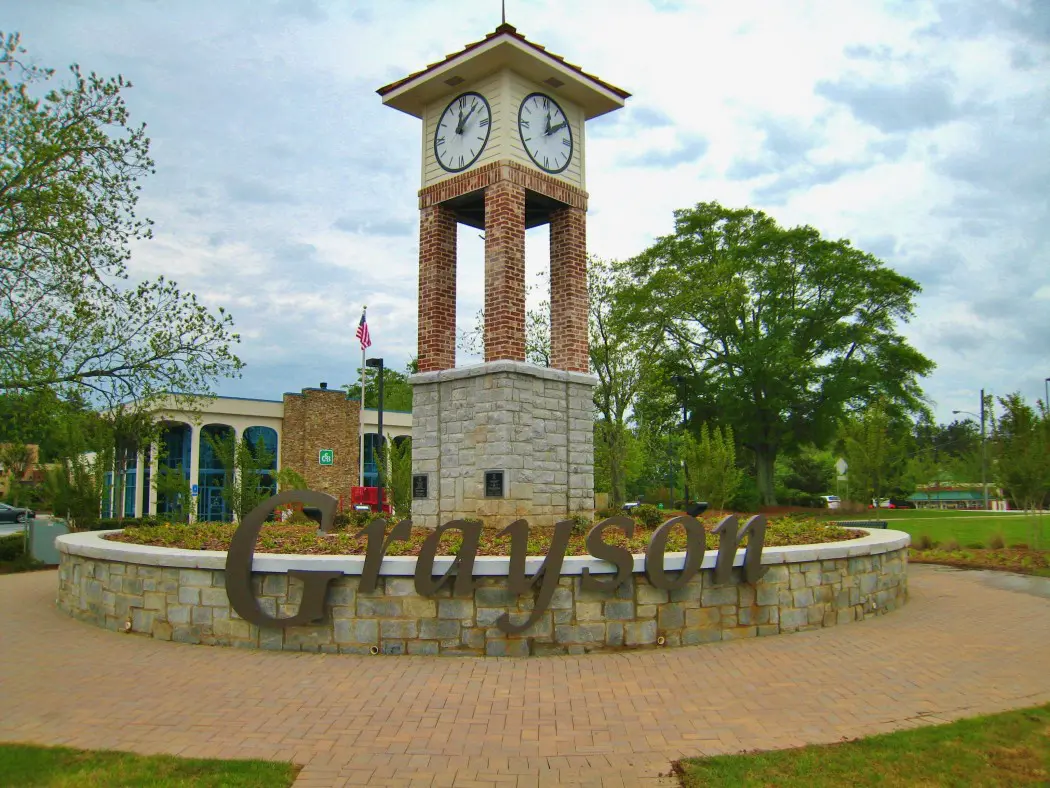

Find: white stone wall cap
<box><xmin>409</xmin><ymin>360</ymin><xmax>598</xmax><ymax>387</ymax></box>
<box><xmin>58</xmin><ymin>526</ymin><xmax>909</xmax><ymax>576</ymax></box>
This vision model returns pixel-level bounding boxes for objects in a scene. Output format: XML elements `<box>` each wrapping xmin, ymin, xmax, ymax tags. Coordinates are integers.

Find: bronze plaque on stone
<box><xmin>412</xmin><ymin>474</ymin><xmax>428</xmax><ymax>499</ymax></box>
<box><xmin>484</xmin><ymin>470</ymin><xmax>504</xmax><ymax>498</ymax></box>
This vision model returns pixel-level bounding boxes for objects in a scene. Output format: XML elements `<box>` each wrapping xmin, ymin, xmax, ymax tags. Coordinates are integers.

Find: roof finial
<box><xmin>501</xmin><ymin>0</ymin><xmax>506</xmax><ymax>24</ymax></box>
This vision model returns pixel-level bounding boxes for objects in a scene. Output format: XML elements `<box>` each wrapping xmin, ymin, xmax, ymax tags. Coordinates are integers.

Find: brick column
<box><xmin>550</xmin><ymin>206</ymin><xmax>588</xmax><ymax>372</ymax></box>
<box><xmin>484</xmin><ymin>181</ymin><xmax>526</xmax><ymax>362</ymax></box>
<box><xmin>417</xmin><ymin>204</ymin><xmax>458</xmax><ymax>372</ymax></box>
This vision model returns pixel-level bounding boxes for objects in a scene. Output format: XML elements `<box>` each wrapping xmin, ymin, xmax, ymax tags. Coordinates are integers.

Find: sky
<box><xmin>3</xmin><ymin>0</ymin><xmax>1048</xmax><ymax>422</ymax></box>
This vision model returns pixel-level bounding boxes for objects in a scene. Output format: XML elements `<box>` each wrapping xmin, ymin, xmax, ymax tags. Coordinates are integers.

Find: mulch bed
<box><xmin>106</xmin><ymin>515</ymin><xmax>863</xmax><ymax>557</ymax></box>
<box><xmin>909</xmin><ymin>547</ymin><xmax>1050</xmax><ymax>576</ymax></box>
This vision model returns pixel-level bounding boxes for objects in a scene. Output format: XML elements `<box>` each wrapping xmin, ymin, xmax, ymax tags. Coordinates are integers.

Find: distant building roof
<box><xmin>908</xmin><ymin>490</ymin><xmax>986</xmax><ymax>502</ymax></box>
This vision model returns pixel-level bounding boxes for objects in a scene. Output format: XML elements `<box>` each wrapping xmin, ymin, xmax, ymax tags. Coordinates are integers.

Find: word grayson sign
<box><xmin>225</xmin><ymin>491</ymin><xmax>768</xmax><ymax>635</ymax></box>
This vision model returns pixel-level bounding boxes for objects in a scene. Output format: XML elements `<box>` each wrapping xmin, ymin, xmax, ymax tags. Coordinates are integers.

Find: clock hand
<box><xmin>547</xmin><ymin>120</ymin><xmax>568</xmax><ymax>135</ymax></box>
<box><xmin>461</xmin><ymin>104</ymin><xmax>477</xmax><ymax>129</ymax></box>
<box><xmin>545</xmin><ymin>111</ymin><xmax>551</xmax><ymax>135</ymax></box>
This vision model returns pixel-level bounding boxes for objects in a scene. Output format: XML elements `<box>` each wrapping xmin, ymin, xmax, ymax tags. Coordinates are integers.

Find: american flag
<box><xmin>355</xmin><ymin>309</ymin><xmax>371</xmax><ymax>350</ymax></box>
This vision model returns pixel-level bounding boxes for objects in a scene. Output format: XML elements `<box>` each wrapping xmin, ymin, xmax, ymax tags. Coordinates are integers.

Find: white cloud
<box><xmin>2</xmin><ymin>0</ymin><xmax>1047</xmax><ymax>416</ymax></box>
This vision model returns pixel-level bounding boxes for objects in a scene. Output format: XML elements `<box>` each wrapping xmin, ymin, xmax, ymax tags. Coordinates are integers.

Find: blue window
<box><xmin>158</xmin><ymin>423</ymin><xmax>192</xmax><ymax>516</ymax></box>
<box><xmin>198</xmin><ymin>424</ymin><xmax>233</xmax><ymax>522</ymax></box>
<box><xmin>243</xmin><ymin>426</ymin><xmax>278</xmax><ymax>498</ymax></box>
<box><xmin>363</xmin><ymin>433</ymin><xmax>382</xmax><ymax>487</ymax></box>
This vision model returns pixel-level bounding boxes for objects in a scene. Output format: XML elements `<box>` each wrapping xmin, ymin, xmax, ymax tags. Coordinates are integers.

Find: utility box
<box><xmin>29</xmin><ymin>518</ymin><xmax>69</xmax><ymax>565</ymax></box>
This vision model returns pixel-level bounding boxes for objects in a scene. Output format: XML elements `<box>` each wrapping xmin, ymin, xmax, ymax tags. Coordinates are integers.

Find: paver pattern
<box><xmin>2</xmin><ymin>565</ymin><xmax>1048</xmax><ymax>786</ymax></box>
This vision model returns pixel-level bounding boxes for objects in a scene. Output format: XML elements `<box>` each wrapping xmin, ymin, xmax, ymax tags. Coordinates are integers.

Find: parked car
<box><xmin>869</xmin><ymin>498</ymin><xmax>915</xmax><ymax>509</ymax></box>
<box><xmin>820</xmin><ymin>495</ymin><xmax>841</xmax><ymax>510</ymax></box>
<box><xmin>0</xmin><ymin>503</ymin><xmax>35</xmax><ymax>523</ymax></box>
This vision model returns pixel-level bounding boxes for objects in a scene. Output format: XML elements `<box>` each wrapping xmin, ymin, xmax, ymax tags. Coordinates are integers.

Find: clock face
<box><xmin>518</xmin><ymin>93</ymin><xmax>573</xmax><ymax>174</ymax></box>
<box><xmin>434</xmin><ymin>92</ymin><xmax>491</xmax><ymax>173</ymax></box>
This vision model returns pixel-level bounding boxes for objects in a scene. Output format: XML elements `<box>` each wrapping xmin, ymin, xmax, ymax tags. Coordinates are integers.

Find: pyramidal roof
<box><xmin>377</xmin><ymin>23</ymin><xmax>630</xmax><ymax>120</ymax></box>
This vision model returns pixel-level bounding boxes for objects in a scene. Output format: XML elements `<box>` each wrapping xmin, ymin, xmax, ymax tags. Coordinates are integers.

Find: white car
<box><xmin>820</xmin><ymin>495</ymin><xmax>841</xmax><ymax>510</ymax></box>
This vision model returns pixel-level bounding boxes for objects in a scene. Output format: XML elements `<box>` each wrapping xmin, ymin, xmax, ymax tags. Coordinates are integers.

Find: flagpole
<box><xmin>359</xmin><ymin>305</ymin><xmax>367</xmax><ymax>488</ymax></box>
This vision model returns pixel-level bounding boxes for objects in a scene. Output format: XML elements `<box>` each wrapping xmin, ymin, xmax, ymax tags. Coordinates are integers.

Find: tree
<box><xmin>590</xmin><ymin>257</ymin><xmax>652</xmax><ymax>507</ymax></box>
<box><xmin>202</xmin><ymin>431</ymin><xmax>277</xmax><ymax>522</ymax></box>
<box><xmin>343</xmin><ymin>364</ymin><xmax>414</xmax><ymax>411</ymax></box>
<box><xmin>994</xmin><ymin>393</ymin><xmax>1050</xmax><ymax>515</ymax></box>
<box><xmin>775</xmin><ymin>446</ymin><xmax>835</xmax><ymax>506</ymax></box>
<box><xmin>624</xmin><ymin>202</ymin><xmax>933</xmax><ymax>505</ymax></box>
<box><xmin>44</xmin><ymin>448</ymin><xmax>112</xmax><ymax>531</ymax></box>
<box><xmin>681</xmin><ymin>423</ymin><xmax>742</xmax><ymax>512</ymax></box>
<box><xmin>378</xmin><ymin>437</ymin><xmax>412</xmax><ymax>518</ymax></box>
<box><xmin>0</xmin><ymin>33</ymin><xmax>242</xmax><ymax>407</ymax></box>
<box><xmin>457</xmin><ymin>271</ymin><xmax>554</xmax><ymax>366</ymax></box>
<box><xmin>839</xmin><ymin>400</ymin><xmax>912</xmax><ymax>505</ymax></box>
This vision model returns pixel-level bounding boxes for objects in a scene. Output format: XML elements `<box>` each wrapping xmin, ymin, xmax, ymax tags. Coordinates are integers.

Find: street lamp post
<box><xmin>952</xmin><ymin>387</ymin><xmax>988</xmax><ymax>511</ymax></box>
<box><xmin>365</xmin><ymin>357</ymin><xmax>385</xmax><ymax>513</ymax></box>
<box><xmin>1044</xmin><ymin>377</ymin><xmax>1049</xmax><ymax>411</ymax></box>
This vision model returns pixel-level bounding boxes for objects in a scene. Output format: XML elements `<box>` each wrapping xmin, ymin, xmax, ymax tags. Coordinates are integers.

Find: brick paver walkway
<box><xmin>2</xmin><ymin>564</ymin><xmax>1048</xmax><ymax>786</ymax></box>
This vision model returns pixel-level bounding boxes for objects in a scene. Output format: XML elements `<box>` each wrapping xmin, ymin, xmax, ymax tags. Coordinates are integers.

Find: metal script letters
<box><xmin>224</xmin><ymin>491</ymin><xmax>768</xmax><ymax>635</ymax></box>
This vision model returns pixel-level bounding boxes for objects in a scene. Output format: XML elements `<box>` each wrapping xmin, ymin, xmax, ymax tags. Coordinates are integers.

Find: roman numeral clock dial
<box><xmin>434</xmin><ymin>91</ymin><xmax>491</xmax><ymax>173</ymax></box>
<box><xmin>518</xmin><ymin>93</ymin><xmax>572</xmax><ymax>174</ymax></box>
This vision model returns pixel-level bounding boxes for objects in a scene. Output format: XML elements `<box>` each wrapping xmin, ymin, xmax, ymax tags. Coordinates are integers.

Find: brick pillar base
<box><xmin>418</xmin><ymin>204</ymin><xmax>458</xmax><ymax>372</ymax></box>
<box><xmin>484</xmin><ymin>181</ymin><xmax>526</xmax><ymax>362</ymax></box>
<box><xmin>550</xmin><ymin>206</ymin><xmax>588</xmax><ymax>372</ymax></box>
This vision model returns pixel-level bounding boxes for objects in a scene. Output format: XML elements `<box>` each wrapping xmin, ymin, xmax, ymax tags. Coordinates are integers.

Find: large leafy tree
<box><xmin>994</xmin><ymin>393</ymin><xmax>1050</xmax><ymax>515</ymax></box>
<box><xmin>0</xmin><ymin>33</ymin><xmax>242</xmax><ymax>407</ymax></box>
<box><xmin>590</xmin><ymin>257</ymin><xmax>653</xmax><ymax>507</ymax></box>
<box><xmin>624</xmin><ymin>202</ymin><xmax>933</xmax><ymax>505</ymax></box>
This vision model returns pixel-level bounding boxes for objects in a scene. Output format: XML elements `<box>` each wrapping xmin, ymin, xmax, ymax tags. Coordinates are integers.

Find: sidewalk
<box><xmin>1</xmin><ymin>564</ymin><xmax>1048</xmax><ymax>786</ymax></box>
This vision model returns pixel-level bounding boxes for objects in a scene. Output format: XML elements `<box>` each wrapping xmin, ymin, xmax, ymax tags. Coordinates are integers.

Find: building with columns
<box><xmin>103</xmin><ymin>385</ymin><xmax>411</xmax><ymax>521</ymax></box>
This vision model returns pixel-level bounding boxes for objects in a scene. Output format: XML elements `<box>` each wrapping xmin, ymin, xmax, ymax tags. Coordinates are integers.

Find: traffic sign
<box><xmin>835</xmin><ymin>458</ymin><xmax>848</xmax><ymax>475</ymax></box>
<box><xmin>191</xmin><ymin>484</ymin><xmax>199</xmax><ymax>496</ymax></box>
<box><xmin>319</xmin><ymin>449</ymin><xmax>334</xmax><ymax>466</ymax></box>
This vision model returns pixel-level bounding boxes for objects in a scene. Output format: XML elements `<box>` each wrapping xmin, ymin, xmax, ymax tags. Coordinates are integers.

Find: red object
<box><xmin>351</xmin><ymin>487</ymin><xmax>388</xmax><ymax>507</ymax></box>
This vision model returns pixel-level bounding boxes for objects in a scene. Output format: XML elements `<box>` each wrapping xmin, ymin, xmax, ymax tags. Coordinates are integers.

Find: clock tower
<box><xmin>378</xmin><ymin>23</ymin><xmax>629</xmax><ymax>528</ymax></box>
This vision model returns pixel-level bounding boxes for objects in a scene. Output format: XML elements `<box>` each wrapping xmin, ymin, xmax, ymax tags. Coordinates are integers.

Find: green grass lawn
<box><xmin>0</xmin><ymin>743</ymin><xmax>299</xmax><ymax>787</ymax></box>
<box><xmin>816</xmin><ymin>508</ymin><xmax>1048</xmax><ymax>549</ymax></box>
<box><xmin>678</xmin><ymin>703</ymin><xmax>1050</xmax><ymax>787</ymax></box>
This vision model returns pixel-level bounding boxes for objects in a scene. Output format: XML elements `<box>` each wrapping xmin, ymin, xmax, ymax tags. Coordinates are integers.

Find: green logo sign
<box><xmin>318</xmin><ymin>449</ymin><xmax>334</xmax><ymax>466</ymax></box>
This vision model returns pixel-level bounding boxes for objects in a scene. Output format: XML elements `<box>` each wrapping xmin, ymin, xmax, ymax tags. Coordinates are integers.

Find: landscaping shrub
<box><xmin>966</xmin><ymin>542</ymin><xmax>984</xmax><ymax>550</ymax></box>
<box><xmin>569</xmin><ymin>514</ymin><xmax>592</xmax><ymax>535</ymax></box>
<box><xmin>942</xmin><ymin>538</ymin><xmax>961</xmax><ymax>552</ymax></box>
<box><xmin>595</xmin><ymin>506</ymin><xmax>620</xmax><ymax>520</ymax></box>
<box><xmin>913</xmin><ymin>534</ymin><xmax>934</xmax><ymax>550</ymax></box>
<box><xmin>727</xmin><ymin>474</ymin><xmax>761</xmax><ymax>512</ymax></box>
<box><xmin>632</xmin><ymin>503</ymin><xmax>663</xmax><ymax>528</ymax></box>
<box><xmin>0</xmin><ymin>533</ymin><xmax>25</xmax><ymax>562</ymax></box>
<box><xmin>286</xmin><ymin>510</ymin><xmax>316</xmax><ymax>525</ymax></box>
<box><xmin>987</xmin><ymin>533</ymin><xmax>1005</xmax><ymax>550</ymax></box>
<box><xmin>1010</xmin><ymin>543</ymin><xmax>1029</xmax><ymax>550</ymax></box>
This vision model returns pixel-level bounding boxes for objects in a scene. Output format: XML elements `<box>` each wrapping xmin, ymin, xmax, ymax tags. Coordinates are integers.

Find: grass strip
<box><xmin>677</xmin><ymin>703</ymin><xmax>1050</xmax><ymax>787</ymax></box>
<box><xmin>0</xmin><ymin>743</ymin><xmax>299</xmax><ymax>787</ymax></box>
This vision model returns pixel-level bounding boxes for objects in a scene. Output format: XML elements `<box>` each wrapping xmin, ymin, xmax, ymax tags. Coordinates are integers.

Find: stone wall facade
<box><xmin>279</xmin><ymin>388</ymin><xmax>360</xmax><ymax>505</ymax></box>
<box><xmin>410</xmin><ymin>361</ymin><xmax>595</xmax><ymax>529</ymax></box>
<box><xmin>56</xmin><ymin>543</ymin><xmax>908</xmax><ymax>656</ymax></box>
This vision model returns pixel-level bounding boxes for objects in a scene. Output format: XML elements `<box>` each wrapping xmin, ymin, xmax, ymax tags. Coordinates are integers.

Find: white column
<box><xmin>232</xmin><ymin>427</ymin><xmax>242</xmax><ymax>522</ymax></box>
<box><xmin>188</xmin><ymin>425</ymin><xmax>200</xmax><ymax>523</ymax></box>
<box><xmin>133</xmin><ymin>448</ymin><xmax>145</xmax><ymax>518</ymax></box>
<box><xmin>148</xmin><ymin>441</ymin><xmax>159</xmax><ymax>518</ymax></box>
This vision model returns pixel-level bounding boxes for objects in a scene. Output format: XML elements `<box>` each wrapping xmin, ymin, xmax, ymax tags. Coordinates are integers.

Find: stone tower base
<box><xmin>409</xmin><ymin>361</ymin><xmax>595</xmax><ymax>529</ymax></box>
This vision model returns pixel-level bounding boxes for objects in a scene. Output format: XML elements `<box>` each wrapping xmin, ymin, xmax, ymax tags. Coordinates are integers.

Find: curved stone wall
<box><xmin>56</xmin><ymin>529</ymin><xmax>908</xmax><ymax>656</ymax></box>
